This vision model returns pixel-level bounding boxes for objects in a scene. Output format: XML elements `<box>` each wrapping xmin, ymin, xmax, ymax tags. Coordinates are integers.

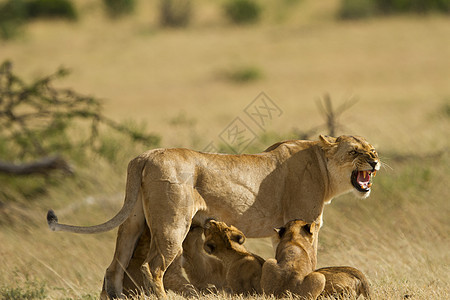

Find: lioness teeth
<box><xmin>373</xmin><ymin>171</ymin><xmax>377</xmax><ymax>177</ymax></box>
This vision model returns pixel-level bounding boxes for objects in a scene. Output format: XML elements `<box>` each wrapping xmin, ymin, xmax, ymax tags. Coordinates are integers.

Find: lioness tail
<box><xmin>46</xmin><ymin>155</ymin><xmax>147</xmax><ymax>234</ymax></box>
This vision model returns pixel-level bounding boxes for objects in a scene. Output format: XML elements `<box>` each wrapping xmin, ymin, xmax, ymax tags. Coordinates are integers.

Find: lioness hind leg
<box><xmin>103</xmin><ymin>195</ymin><xmax>145</xmax><ymax>299</ymax></box>
<box><xmin>140</xmin><ymin>226</ymin><xmax>189</xmax><ymax>298</ymax></box>
<box><xmin>140</xmin><ymin>192</ymin><xmax>197</xmax><ymax>297</ymax></box>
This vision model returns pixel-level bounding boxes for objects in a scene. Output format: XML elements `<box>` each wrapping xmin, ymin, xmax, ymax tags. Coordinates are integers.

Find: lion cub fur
<box><xmin>203</xmin><ymin>219</ymin><xmax>265</xmax><ymax>295</ymax></box>
<box><xmin>261</xmin><ymin>219</ymin><xmax>326</xmax><ymax>299</ymax></box>
<box><xmin>181</xmin><ymin>224</ymin><xmax>227</xmax><ymax>291</ymax></box>
<box><xmin>316</xmin><ymin>266</ymin><xmax>371</xmax><ymax>298</ymax></box>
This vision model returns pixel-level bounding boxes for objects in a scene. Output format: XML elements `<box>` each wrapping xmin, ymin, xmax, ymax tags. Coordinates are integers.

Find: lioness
<box><xmin>202</xmin><ymin>219</ymin><xmax>265</xmax><ymax>295</ymax></box>
<box><xmin>261</xmin><ymin>219</ymin><xmax>325</xmax><ymax>299</ymax></box>
<box><xmin>47</xmin><ymin>135</ymin><xmax>379</xmax><ymax>298</ymax></box>
<box><xmin>316</xmin><ymin>266</ymin><xmax>371</xmax><ymax>298</ymax></box>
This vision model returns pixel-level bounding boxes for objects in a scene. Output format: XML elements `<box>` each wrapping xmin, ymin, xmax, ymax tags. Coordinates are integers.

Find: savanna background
<box><xmin>0</xmin><ymin>0</ymin><xmax>449</xmax><ymax>299</ymax></box>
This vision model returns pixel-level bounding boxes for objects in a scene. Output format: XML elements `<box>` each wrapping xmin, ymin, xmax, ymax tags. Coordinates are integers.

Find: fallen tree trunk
<box><xmin>0</xmin><ymin>156</ymin><xmax>72</xmax><ymax>176</ymax></box>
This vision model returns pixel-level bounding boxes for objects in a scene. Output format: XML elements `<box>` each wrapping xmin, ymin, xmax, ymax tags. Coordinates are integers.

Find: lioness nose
<box><xmin>369</xmin><ymin>161</ymin><xmax>378</xmax><ymax>170</ymax></box>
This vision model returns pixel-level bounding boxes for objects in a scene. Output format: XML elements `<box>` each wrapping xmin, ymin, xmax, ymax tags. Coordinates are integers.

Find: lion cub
<box><xmin>203</xmin><ymin>219</ymin><xmax>265</xmax><ymax>295</ymax></box>
<box><xmin>261</xmin><ymin>219</ymin><xmax>326</xmax><ymax>299</ymax></box>
<box><xmin>181</xmin><ymin>224</ymin><xmax>227</xmax><ymax>292</ymax></box>
<box><xmin>316</xmin><ymin>266</ymin><xmax>371</xmax><ymax>298</ymax></box>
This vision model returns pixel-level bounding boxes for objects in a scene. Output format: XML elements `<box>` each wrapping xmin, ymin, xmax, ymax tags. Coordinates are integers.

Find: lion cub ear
<box><xmin>203</xmin><ymin>218</ymin><xmax>217</xmax><ymax>230</ymax></box>
<box><xmin>303</xmin><ymin>223</ymin><xmax>315</xmax><ymax>235</ymax></box>
<box><xmin>231</xmin><ymin>233</ymin><xmax>246</xmax><ymax>245</ymax></box>
<box><xmin>319</xmin><ymin>135</ymin><xmax>337</xmax><ymax>149</ymax></box>
<box><xmin>204</xmin><ymin>241</ymin><xmax>216</xmax><ymax>254</ymax></box>
<box><xmin>274</xmin><ymin>226</ymin><xmax>286</xmax><ymax>238</ymax></box>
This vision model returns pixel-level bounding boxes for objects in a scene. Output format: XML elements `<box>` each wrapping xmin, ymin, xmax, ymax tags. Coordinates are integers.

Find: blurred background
<box><xmin>0</xmin><ymin>0</ymin><xmax>449</xmax><ymax>299</ymax></box>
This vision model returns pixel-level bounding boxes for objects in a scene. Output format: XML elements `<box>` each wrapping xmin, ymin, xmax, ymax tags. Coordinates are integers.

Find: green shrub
<box><xmin>0</xmin><ymin>60</ymin><xmax>160</xmax><ymax>199</ymax></box>
<box><xmin>0</xmin><ymin>60</ymin><xmax>160</xmax><ymax>162</ymax></box>
<box><xmin>0</xmin><ymin>280</ymin><xmax>46</xmax><ymax>300</ymax></box>
<box><xmin>0</xmin><ymin>0</ymin><xmax>27</xmax><ymax>40</ymax></box>
<box><xmin>224</xmin><ymin>0</ymin><xmax>262</xmax><ymax>24</ymax></box>
<box><xmin>26</xmin><ymin>0</ymin><xmax>77</xmax><ymax>20</ymax></box>
<box><xmin>225</xmin><ymin>65</ymin><xmax>263</xmax><ymax>83</ymax></box>
<box><xmin>159</xmin><ymin>0</ymin><xmax>191</xmax><ymax>27</ymax></box>
<box><xmin>379</xmin><ymin>0</ymin><xmax>450</xmax><ymax>14</ymax></box>
<box><xmin>103</xmin><ymin>0</ymin><xmax>135</xmax><ymax>19</ymax></box>
<box><xmin>0</xmin><ymin>0</ymin><xmax>79</xmax><ymax>39</ymax></box>
<box><xmin>339</xmin><ymin>0</ymin><xmax>450</xmax><ymax>19</ymax></box>
<box><xmin>338</xmin><ymin>0</ymin><xmax>377</xmax><ymax>19</ymax></box>
<box><xmin>443</xmin><ymin>101</ymin><xmax>450</xmax><ymax>118</ymax></box>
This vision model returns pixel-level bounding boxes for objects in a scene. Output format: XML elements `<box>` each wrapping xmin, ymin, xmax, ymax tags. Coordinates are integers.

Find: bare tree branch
<box><xmin>0</xmin><ymin>156</ymin><xmax>72</xmax><ymax>176</ymax></box>
<box><xmin>316</xmin><ymin>94</ymin><xmax>358</xmax><ymax>137</ymax></box>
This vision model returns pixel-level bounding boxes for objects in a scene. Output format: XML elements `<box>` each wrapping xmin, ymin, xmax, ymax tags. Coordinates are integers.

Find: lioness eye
<box><xmin>349</xmin><ymin>150</ymin><xmax>357</xmax><ymax>155</ymax></box>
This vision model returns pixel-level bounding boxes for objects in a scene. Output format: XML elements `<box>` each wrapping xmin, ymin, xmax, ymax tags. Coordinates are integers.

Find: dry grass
<box><xmin>1</xmin><ymin>0</ymin><xmax>449</xmax><ymax>299</ymax></box>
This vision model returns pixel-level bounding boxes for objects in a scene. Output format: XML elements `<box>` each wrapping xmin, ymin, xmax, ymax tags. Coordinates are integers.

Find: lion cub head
<box><xmin>203</xmin><ymin>219</ymin><xmax>246</xmax><ymax>255</ymax></box>
<box><xmin>274</xmin><ymin>219</ymin><xmax>318</xmax><ymax>269</ymax></box>
<box><xmin>319</xmin><ymin>135</ymin><xmax>380</xmax><ymax>198</ymax></box>
<box><xmin>203</xmin><ymin>219</ymin><xmax>264</xmax><ymax>294</ymax></box>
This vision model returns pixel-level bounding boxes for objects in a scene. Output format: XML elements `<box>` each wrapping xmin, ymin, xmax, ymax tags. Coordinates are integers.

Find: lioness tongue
<box><xmin>357</xmin><ymin>171</ymin><xmax>370</xmax><ymax>184</ymax></box>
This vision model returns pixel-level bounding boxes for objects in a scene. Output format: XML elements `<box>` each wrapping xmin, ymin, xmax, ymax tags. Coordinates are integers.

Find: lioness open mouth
<box><xmin>351</xmin><ymin>170</ymin><xmax>377</xmax><ymax>193</ymax></box>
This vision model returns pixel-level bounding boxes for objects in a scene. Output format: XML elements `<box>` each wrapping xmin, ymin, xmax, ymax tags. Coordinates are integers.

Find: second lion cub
<box><xmin>260</xmin><ymin>219</ymin><xmax>326</xmax><ymax>299</ymax></box>
<box><xmin>316</xmin><ymin>266</ymin><xmax>371</xmax><ymax>298</ymax></box>
<box><xmin>203</xmin><ymin>219</ymin><xmax>265</xmax><ymax>295</ymax></box>
<box><xmin>262</xmin><ymin>219</ymin><xmax>371</xmax><ymax>299</ymax></box>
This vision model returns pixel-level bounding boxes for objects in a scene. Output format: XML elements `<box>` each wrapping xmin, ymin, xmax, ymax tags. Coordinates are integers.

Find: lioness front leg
<box><xmin>103</xmin><ymin>195</ymin><xmax>145</xmax><ymax>299</ymax></box>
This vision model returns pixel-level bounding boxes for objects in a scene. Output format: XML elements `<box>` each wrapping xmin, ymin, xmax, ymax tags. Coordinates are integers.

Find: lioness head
<box><xmin>203</xmin><ymin>219</ymin><xmax>246</xmax><ymax>255</ymax></box>
<box><xmin>319</xmin><ymin>135</ymin><xmax>380</xmax><ymax>198</ymax></box>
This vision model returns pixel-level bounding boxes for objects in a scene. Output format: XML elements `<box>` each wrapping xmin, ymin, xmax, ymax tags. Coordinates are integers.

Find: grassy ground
<box><xmin>1</xmin><ymin>0</ymin><xmax>449</xmax><ymax>299</ymax></box>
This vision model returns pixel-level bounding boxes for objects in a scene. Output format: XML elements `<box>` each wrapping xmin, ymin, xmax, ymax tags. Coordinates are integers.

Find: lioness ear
<box><xmin>274</xmin><ymin>226</ymin><xmax>286</xmax><ymax>238</ymax></box>
<box><xmin>319</xmin><ymin>135</ymin><xmax>337</xmax><ymax>148</ymax></box>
